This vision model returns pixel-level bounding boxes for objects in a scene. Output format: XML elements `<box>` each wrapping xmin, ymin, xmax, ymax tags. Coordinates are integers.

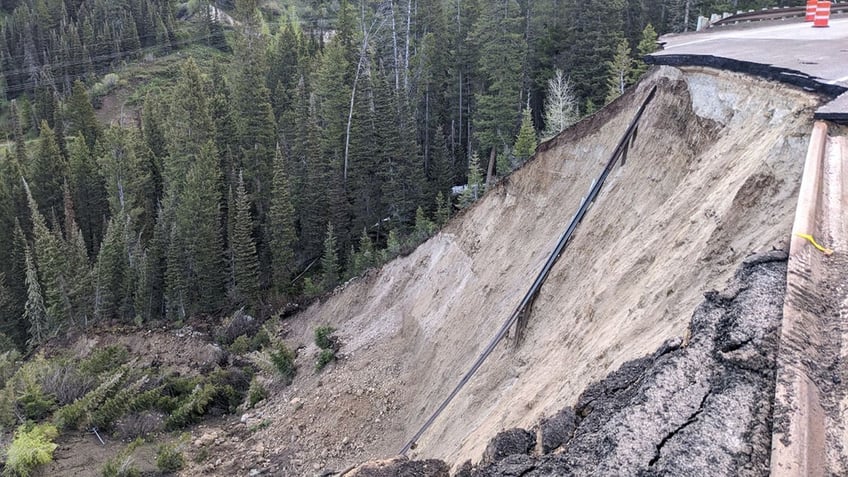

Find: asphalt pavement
<box><xmin>648</xmin><ymin>17</ymin><xmax>848</xmax><ymax>120</ymax></box>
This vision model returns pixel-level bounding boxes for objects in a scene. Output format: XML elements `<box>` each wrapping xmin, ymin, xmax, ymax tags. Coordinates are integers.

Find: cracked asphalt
<box><xmin>454</xmin><ymin>251</ymin><xmax>788</xmax><ymax>477</ymax></box>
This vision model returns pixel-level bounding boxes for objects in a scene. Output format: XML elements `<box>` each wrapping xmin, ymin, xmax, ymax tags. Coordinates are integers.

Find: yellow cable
<box><xmin>794</xmin><ymin>232</ymin><xmax>834</xmax><ymax>255</ymax></box>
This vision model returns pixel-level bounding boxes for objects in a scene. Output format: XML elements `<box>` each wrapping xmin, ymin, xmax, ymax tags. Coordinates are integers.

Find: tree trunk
<box><xmin>404</xmin><ymin>0</ymin><xmax>412</xmax><ymax>91</ymax></box>
<box><xmin>486</xmin><ymin>147</ymin><xmax>496</xmax><ymax>186</ymax></box>
<box><xmin>390</xmin><ymin>1</ymin><xmax>400</xmax><ymax>91</ymax></box>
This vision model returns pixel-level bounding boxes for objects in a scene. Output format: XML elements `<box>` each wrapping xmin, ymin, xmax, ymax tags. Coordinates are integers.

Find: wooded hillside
<box><xmin>0</xmin><ymin>0</ymin><xmax>802</xmax><ymax>350</ymax></box>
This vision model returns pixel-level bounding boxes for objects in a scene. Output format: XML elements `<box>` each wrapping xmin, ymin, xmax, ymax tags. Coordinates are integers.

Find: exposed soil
<box><xmin>347</xmin><ymin>251</ymin><xmax>788</xmax><ymax>476</ymax></box>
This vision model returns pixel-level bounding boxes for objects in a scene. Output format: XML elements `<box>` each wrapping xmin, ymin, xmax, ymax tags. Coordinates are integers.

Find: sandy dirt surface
<box><xmin>347</xmin><ymin>251</ymin><xmax>788</xmax><ymax>476</ymax></box>
<box><xmin>176</xmin><ymin>66</ymin><xmax>822</xmax><ymax>476</ymax></box>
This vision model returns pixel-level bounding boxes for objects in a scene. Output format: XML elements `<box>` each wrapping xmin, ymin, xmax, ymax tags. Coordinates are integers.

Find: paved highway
<box><xmin>654</xmin><ymin>17</ymin><xmax>848</xmax><ymax>86</ymax></box>
<box><xmin>649</xmin><ymin>17</ymin><xmax>848</xmax><ymax>119</ymax></box>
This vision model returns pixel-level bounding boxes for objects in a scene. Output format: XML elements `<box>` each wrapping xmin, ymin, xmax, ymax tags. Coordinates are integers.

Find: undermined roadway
<box><xmin>291</xmin><ymin>63</ymin><xmax>827</xmax><ymax>477</ymax></box>
<box><xmin>228</xmin><ymin>24</ymin><xmax>848</xmax><ymax>476</ymax></box>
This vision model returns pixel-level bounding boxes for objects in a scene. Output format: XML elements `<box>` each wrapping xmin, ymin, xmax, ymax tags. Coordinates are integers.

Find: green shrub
<box><xmin>247</xmin><ymin>378</ymin><xmax>267</xmax><ymax>408</ymax></box>
<box><xmin>4</xmin><ymin>423</ymin><xmax>59</xmax><ymax>477</ymax></box>
<box><xmin>316</xmin><ymin>349</ymin><xmax>335</xmax><ymax>372</ymax></box>
<box><xmin>165</xmin><ymin>383</ymin><xmax>218</xmax><ymax>430</ymax></box>
<box><xmin>79</xmin><ymin>346</ymin><xmax>130</xmax><ymax>376</ymax></box>
<box><xmin>54</xmin><ymin>369</ymin><xmax>126</xmax><ymax>431</ymax></box>
<box><xmin>269</xmin><ymin>344</ymin><xmax>296</xmax><ymax>384</ymax></box>
<box><xmin>54</xmin><ymin>400</ymin><xmax>87</xmax><ymax>430</ymax></box>
<box><xmin>303</xmin><ymin>277</ymin><xmax>322</xmax><ymax>297</ymax></box>
<box><xmin>314</xmin><ymin>326</ymin><xmax>336</xmax><ymax>350</ymax></box>
<box><xmin>90</xmin><ymin>377</ymin><xmax>146</xmax><ymax>431</ymax></box>
<box><xmin>0</xmin><ymin>349</ymin><xmax>21</xmax><ymax>387</ymax></box>
<box><xmin>229</xmin><ymin>335</ymin><xmax>250</xmax><ymax>355</ymax></box>
<box><xmin>193</xmin><ymin>447</ymin><xmax>209</xmax><ymax>464</ymax></box>
<box><xmin>250</xmin><ymin>327</ymin><xmax>271</xmax><ymax>350</ymax></box>
<box><xmin>101</xmin><ymin>439</ymin><xmax>142</xmax><ymax>477</ymax></box>
<box><xmin>156</xmin><ymin>442</ymin><xmax>185</xmax><ymax>473</ymax></box>
<box><xmin>19</xmin><ymin>381</ymin><xmax>55</xmax><ymax>421</ymax></box>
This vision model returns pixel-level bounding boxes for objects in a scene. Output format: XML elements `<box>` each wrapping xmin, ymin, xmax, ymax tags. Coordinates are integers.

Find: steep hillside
<box><xmin>183</xmin><ymin>66</ymin><xmax>821</xmax><ymax>476</ymax></box>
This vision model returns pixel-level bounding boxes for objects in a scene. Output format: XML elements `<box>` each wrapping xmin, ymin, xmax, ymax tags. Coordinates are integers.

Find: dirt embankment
<box><xmin>181</xmin><ymin>66</ymin><xmax>821</xmax><ymax>476</ymax></box>
<box><xmin>347</xmin><ymin>251</ymin><xmax>787</xmax><ymax>476</ymax></box>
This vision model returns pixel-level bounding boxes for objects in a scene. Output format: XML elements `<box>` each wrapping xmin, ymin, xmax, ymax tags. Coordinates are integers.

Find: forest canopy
<box><xmin>0</xmin><ymin>0</ymin><xmax>804</xmax><ymax>350</ymax></box>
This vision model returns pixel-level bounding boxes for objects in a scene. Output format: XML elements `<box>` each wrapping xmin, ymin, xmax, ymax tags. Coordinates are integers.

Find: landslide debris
<box><xmin>356</xmin><ymin>250</ymin><xmax>787</xmax><ymax>476</ymax></box>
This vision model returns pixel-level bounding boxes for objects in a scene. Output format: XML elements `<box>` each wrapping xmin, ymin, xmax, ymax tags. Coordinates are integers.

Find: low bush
<box><xmin>40</xmin><ymin>362</ymin><xmax>96</xmax><ymax>406</ymax></box>
<box><xmin>247</xmin><ymin>378</ymin><xmax>267</xmax><ymax>408</ymax></box>
<box><xmin>229</xmin><ymin>335</ymin><xmax>251</xmax><ymax>355</ymax></box>
<box><xmin>216</xmin><ymin>308</ymin><xmax>259</xmax><ymax>346</ymax></box>
<box><xmin>0</xmin><ymin>349</ymin><xmax>21</xmax><ymax>387</ymax></box>
<box><xmin>316</xmin><ymin>349</ymin><xmax>335</xmax><ymax>372</ymax></box>
<box><xmin>101</xmin><ymin>439</ymin><xmax>143</xmax><ymax>477</ymax></box>
<box><xmin>156</xmin><ymin>442</ymin><xmax>185</xmax><ymax>473</ymax></box>
<box><xmin>54</xmin><ymin>400</ymin><xmax>86</xmax><ymax>430</ymax></box>
<box><xmin>314</xmin><ymin>326</ymin><xmax>337</xmax><ymax>351</ymax></box>
<box><xmin>114</xmin><ymin>411</ymin><xmax>164</xmax><ymax>440</ymax></box>
<box><xmin>250</xmin><ymin>327</ymin><xmax>271</xmax><ymax>350</ymax></box>
<box><xmin>269</xmin><ymin>344</ymin><xmax>296</xmax><ymax>385</ymax></box>
<box><xmin>79</xmin><ymin>346</ymin><xmax>130</xmax><ymax>377</ymax></box>
<box><xmin>4</xmin><ymin>423</ymin><xmax>59</xmax><ymax>477</ymax></box>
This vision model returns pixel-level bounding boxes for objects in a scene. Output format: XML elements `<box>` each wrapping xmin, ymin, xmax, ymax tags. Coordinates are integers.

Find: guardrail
<box><xmin>398</xmin><ymin>85</ymin><xmax>659</xmax><ymax>456</ymax></box>
<box><xmin>708</xmin><ymin>2</ymin><xmax>847</xmax><ymax>27</ymax></box>
<box><xmin>770</xmin><ymin>121</ymin><xmax>831</xmax><ymax>476</ymax></box>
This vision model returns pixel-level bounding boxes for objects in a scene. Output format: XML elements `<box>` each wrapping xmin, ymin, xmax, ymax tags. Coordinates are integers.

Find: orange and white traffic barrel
<box><xmin>813</xmin><ymin>0</ymin><xmax>831</xmax><ymax>27</ymax></box>
<box><xmin>806</xmin><ymin>0</ymin><xmax>817</xmax><ymax>21</ymax></box>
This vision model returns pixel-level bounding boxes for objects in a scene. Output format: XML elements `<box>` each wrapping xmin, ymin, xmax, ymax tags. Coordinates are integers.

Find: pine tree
<box><xmin>94</xmin><ymin>215</ymin><xmax>129</xmax><ymax>322</ymax></box>
<box><xmin>542</xmin><ymin>69</ymin><xmax>580</xmax><ymax>140</ymax></box>
<box><xmin>413</xmin><ymin>206</ymin><xmax>435</xmax><ymax>243</ymax></box>
<box><xmin>231</xmin><ymin>26</ymin><xmax>276</xmax><ymax>232</ymax></box>
<box><xmin>563</xmin><ymin>0</ymin><xmax>627</xmax><ymax>107</ymax></box>
<box><xmin>30</xmin><ymin>120</ymin><xmax>67</xmax><ymax>228</ymax></box>
<box><xmin>268</xmin><ymin>146</ymin><xmax>297</xmax><ymax>292</ymax></box>
<box><xmin>606</xmin><ymin>39</ymin><xmax>633</xmax><ymax>104</ymax></box>
<box><xmin>3</xmin><ymin>221</ymin><xmax>29</xmax><ymax>348</ymax></box>
<box><xmin>427</xmin><ymin>126</ymin><xmax>454</xmax><ymax>202</ymax></box>
<box><xmin>299</xmin><ymin>94</ymin><xmax>331</xmax><ymax>257</ymax></box>
<box><xmin>178</xmin><ymin>141</ymin><xmax>225</xmax><ymax>314</ymax></box>
<box><xmin>141</xmin><ymin>93</ymin><xmax>168</xmax><ymax>162</ymax></box>
<box><xmin>68</xmin><ymin>136</ymin><xmax>108</xmax><ymax>257</ymax></box>
<box><xmin>632</xmin><ymin>24</ymin><xmax>658</xmax><ymax>80</ymax></box>
<box><xmin>320</xmin><ymin>223</ymin><xmax>339</xmax><ymax>291</ymax></box>
<box><xmin>496</xmin><ymin>147</ymin><xmax>511</xmax><ymax>177</ymax></box>
<box><xmin>513</xmin><ymin>109</ymin><xmax>537</xmax><ymax>165</ymax></box>
<box><xmin>0</xmin><ymin>273</ymin><xmax>15</xmax><ymax>347</ymax></box>
<box><xmin>435</xmin><ymin>191</ymin><xmax>451</xmax><ymax>227</ymax></box>
<box><xmin>231</xmin><ymin>172</ymin><xmax>260</xmax><ymax>307</ymax></box>
<box><xmin>164</xmin><ymin>222</ymin><xmax>187</xmax><ymax>322</ymax></box>
<box><xmin>23</xmin><ymin>243</ymin><xmax>48</xmax><ymax>347</ymax></box>
<box><xmin>350</xmin><ymin>228</ymin><xmax>375</xmax><ymax>276</ymax></box>
<box><xmin>24</xmin><ymin>178</ymin><xmax>68</xmax><ymax>331</ymax></box>
<box><xmin>458</xmin><ymin>151</ymin><xmax>484</xmax><ymax>208</ymax></box>
<box><xmin>66</xmin><ymin>80</ymin><xmax>101</xmax><ymax>150</ymax></box>
<box><xmin>470</xmin><ymin>0</ymin><xmax>526</xmax><ymax>177</ymax></box>
<box><xmin>165</xmin><ymin>59</ymin><xmax>216</xmax><ymax>194</ymax></box>
<box><xmin>97</xmin><ymin>127</ymin><xmax>152</xmax><ymax>225</ymax></box>
<box><xmin>62</xmin><ymin>181</ymin><xmax>93</xmax><ymax>326</ymax></box>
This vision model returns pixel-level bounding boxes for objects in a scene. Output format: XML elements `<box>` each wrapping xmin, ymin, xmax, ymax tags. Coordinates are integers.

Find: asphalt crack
<box><xmin>648</xmin><ymin>388</ymin><xmax>712</xmax><ymax>467</ymax></box>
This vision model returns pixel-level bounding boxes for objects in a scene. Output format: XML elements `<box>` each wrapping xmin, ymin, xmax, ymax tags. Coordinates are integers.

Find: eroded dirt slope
<box><xmin>189</xmin><ymin>66</ymin><xmax>821</xmax><ymax>476</ymax></box>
